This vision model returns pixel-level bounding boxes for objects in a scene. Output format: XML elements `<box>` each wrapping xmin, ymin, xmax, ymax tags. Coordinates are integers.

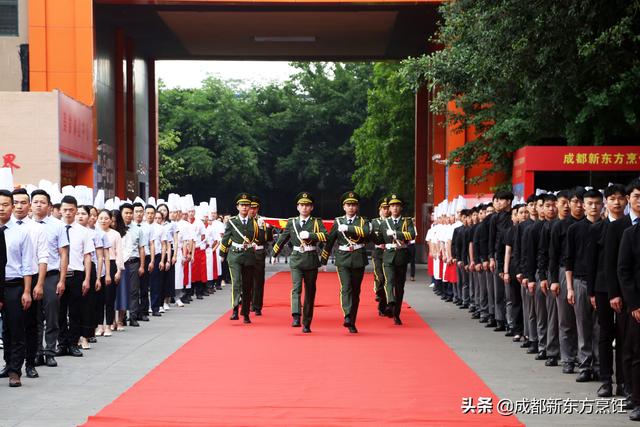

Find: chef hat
<box><xmin>535</xmin><ymin>188</ymin><xmax>547</xmax><ymax>196</ymax></box>
<box><xmin>197</xmin><ymin>202</ymin><xmax>209</xmax><ymax>220</ymax></box>
<box><xmin>0</xmin><ymin>168</ymin><xmax>14</xmax><ymax>191</ymax></box>
<box><xmin>168</xmin><ymin>193</ymin><xmax>181</xmax><ymax>212</ymax></box>
<box><xmin>184</xmin><ymin>194</ymin><xmax>195</xmax><ymax>211</ymax></box>
<box><xmin>157</xmin><ymin>198</ymin><xmax>165</xmax><ymax>206</ymax></box>
<box><xmin>25</xmin><ymin>184</ymin><xmax>37</xmax><ymax>196</ymax></box>
<box><xmin>134</xmin><ymin>196</ymin><xmax>145</xmax><ymax>205</ymax></box>
<box><xmin>61</xmin><ymin>185</ymin><xmax>75</xmax><ymax>196</ymax></box>
<box><xmin>456</xmin><ymin>195</ymin><xmax>467</xmax><ymax>210</ymax></box>
<box><xmin>447</xmin><ymin>199</ymin><xmax>457</xmax><ymax>216</ymax></box>
<box><xmin>94</xmin><ymin>189</ymin><xmax>105</xmax><ymax>210</ymax></box>
<box><xmin>180</xmin><ymin>196</ymin><xmax>191</xmax><ymax>213</ymax></box>
<box><xmin>114</xmin><ymin>196</ymin><xmax>122</xmax><ymax>209</ymax></box>
<box><xmin>209</xmin><ymin>197</ymin><xmax>217</xmax><ymax>212</ymax></box>
<box><xmin>104</xmin><ymin>198</ymin><xmax>114</xmax><ymax>211</ymax></box>
<box><xmin>147</xmin><ymin>196</ymin><xmax>157</xmax><ymax>208</ymax></box>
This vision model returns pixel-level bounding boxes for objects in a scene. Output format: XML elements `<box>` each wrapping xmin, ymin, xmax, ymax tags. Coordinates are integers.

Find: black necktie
<box><xmin>301</xmin><ymin>219</ymin><xmax>306</xmax><ymax>227</ymax></box>
<box><xmin>16</xmin><ymin>220</ymin><xmax>23</xmax><ymax>225</ymax></box>
<box><xmin>65</xmin><ymin>224</ymin><xmax>71</xmax><ymax>242</ymax></box>
<box><xmin>242</xmin><ymin>218</ymin><xmax>247</xmax><ymax>226</ymax></box>
<box><xmin>394</xmin><ymin>219</ymin><xmax>398</xmax><ymax>226</ymax></box>
<box><xmin>347</xmin><ymin>219</ymin><xmax>352</xmax><ymax>225</ymax></box>
<box><xmin>38</xmin><ymin>220</ymin><xmax>45</xmax><ymax>224</ymax></box>
<box><xmin>634</xmin><ymin>218</ymin><xmax>639</xmax><ymax>225</ymax></box>
<box><xmin>1</xmin><ymin>225</ymin><xmax>6</xmax><ymax>231</ymax></box>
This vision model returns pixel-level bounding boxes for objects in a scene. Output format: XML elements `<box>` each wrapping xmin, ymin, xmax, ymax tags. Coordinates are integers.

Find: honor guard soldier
<box><xmin>370</xmin><ymin>197</ymin><xmax>390</xmax><ymax>316</ymax></box>
<box><xmin>380</xmin><ymin>194</ymin><xmax>416</xmax><ymax>325</ymax></box>
<box><xmin>249</xmin><ymin>195</ymin><xmax>274</xmax><ymax>316</ymax></box>
<box><xmin>270</xmin><ymin>192</ymin><xmax>328</xmax><ymax>333</ymax></box>
<box><xmin>321</xmin><ymin>191</ymin><xmax>370</xmax><ymax>333</ymax></box>
<box><xmin>219</xmin><ymin>193</ymin><xmax>258</xmax><ymax>324</ymax></box>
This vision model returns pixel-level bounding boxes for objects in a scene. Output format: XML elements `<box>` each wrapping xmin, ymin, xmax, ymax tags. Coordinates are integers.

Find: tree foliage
<box><xmin>401</xmin><ymin>0</ymin><xmax>640</xmax><ymax>182</ymax></box>
<box><xmin>352</xmin><ymin>62</ymin><xmax>415</xmax><ymax>206</ymax></box>
<box><xmin>158</xmin><ymin>63</ymin><xmax>374</xmax><ymax>217</ymax></box>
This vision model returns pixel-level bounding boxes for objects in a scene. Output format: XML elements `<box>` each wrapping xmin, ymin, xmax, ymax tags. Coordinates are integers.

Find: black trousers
<box><xmin>407</xmin><ymin>245</ymin><xmax>416</xmax><ymax>278</ymax></box>
<box><xmin>624</xmin><ymin>312</ymin><xmax>640</xmax><ymax>405</ymax></box>
<box><xmin>163</xmin><ymin>263</ymin><xmax>175</xmax><ymax>299</ymax></box>
<box><xmin>149</xmin><ymin>257</ymin><xmax>162</xmax><ymax>312</ymax></box>
<box><xmin>509</xmin><ymin>278</ymin><xmax>524</xmax><ymax>335</ymax></box>
<box><xmin>236</xmin><ymin>264</ymin><xmax>254</xmax><ymax>317</ymax></box>
<box><xmin>81</xmin><ymin>264</ymin><xmax>97</xmax><ymax>338</ymax></box>
<box><xmin>140</xmin><ymin>255</ymin><xmax>151</xmax><ymax>315</ymax></box>
<box><xmin>596</xmin><ymin>291</ymin><xmax>628</xmax><ymax>385</ymax></box>
<box><xmin>94</xmin><ymin>260</ymin><xmax>117</xmax><ymax>326</ymax></box>
<box><xmin>385</xmin><ymin>263</ymin><xmax>408</xmax><ymax>318</ymax></box>
<box><xmin>252</xmin><ymin>255</ymin><xmax>266</xmax><ymax>311</ymax></box>
<box><xmin>59</xmin><ymin>272</ymin><xmax>84</xmax><ymax>349</ymax></box>
<box><xmin>291</xmin><ymin>268</ymin><xmax>318</xmax><ymax>327</ymax></box>
<box><xmin>2</xmin><ymin>282</ymin><xmax>26</xmax><ymax>375</ymax></box>
<box><xmin>24</xmin><ymin>283</ymin><xmax>40</xmax><ymax>367</ymax></box>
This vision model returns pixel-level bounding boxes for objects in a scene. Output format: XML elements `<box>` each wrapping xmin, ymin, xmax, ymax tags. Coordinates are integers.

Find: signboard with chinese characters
<box><xmin>58</xmin><ymin>91</ymin><xmax>94</xmax><ymax>162</ymax></box>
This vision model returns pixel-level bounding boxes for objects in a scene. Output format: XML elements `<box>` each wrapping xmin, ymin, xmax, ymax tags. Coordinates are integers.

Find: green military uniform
<box><xmin>321</xmin><ymin>191</ymin><xmax>370</xmax><ymax>333</ymax></box>
<box><xmin>219</xmin><ymin>193</ymin><xmax>258</xmax><ymax>322</ymax></box>
<box><xmin>250</xmin><ymin>196</ymin><xmax>274</xmax><ymax>315</ymax></box>
<box><xmin>380</xmin><ymin>194</ymin><xmax>416</xmax><ymax>324</ymax></box>
<box><xmin>271</xmin><ymin>192</ymin><xmax>328</xmax><ymax>332</ymax></box>
<box><xmin>370</xmin><ymin>197</ymin><xmax>390</xmax><ymax>316</ymax></box>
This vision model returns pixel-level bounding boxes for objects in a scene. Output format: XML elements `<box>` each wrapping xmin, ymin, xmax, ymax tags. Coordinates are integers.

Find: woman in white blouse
<box><xmin>97</xmin><ymin>209</ymin><xmax>124</xmax><ymax>336</ymax></box>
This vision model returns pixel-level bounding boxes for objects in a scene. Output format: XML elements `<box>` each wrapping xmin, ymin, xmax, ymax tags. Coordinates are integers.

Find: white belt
<box><xmin>375</xmin><ymin>244</ymin><xmax>385</xmax><ymax>249</ymax></box>
<box><xmin>254</xmin><ymin>245</ymin><xmax>264</xmax><ymax>250</ymax></box>
<box><xmin>293</xmin><ymin>245</ymin><xmax>317</xmax><ymax>253</ymax></box>
<box><xmin>385</xmin><ymin>243</ymin><xmax>407</xmax><ymax>249</ymax></box>
<box><xmin>338</xmin><ymin>244</ymin><xmax>365</xmax><ymax>252</ymax></box>
<box><xmin>231</xmin><ymin>242</ymin><xmax>253</xmax><ymax>251</ymax></box>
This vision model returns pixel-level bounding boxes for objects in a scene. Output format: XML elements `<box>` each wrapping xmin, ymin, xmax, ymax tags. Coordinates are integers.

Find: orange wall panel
<box><xmin>46</xmin><ymin>28</ymin><xmax>77</xmax><ymax>72</ymax></box>
<box><xmin>28</xmin><ymin>27</ymin><xmax>47</xmax><ymax>74</ymax></box>
<box><xmin>45</xmin><ymin>0</ymin><xmax>76</xmax><ymax>28</ymax></box>
<box><xmin>28</xmin><ymin>0</ymin><xmax>46</xmax><ymax>28</ymax></box>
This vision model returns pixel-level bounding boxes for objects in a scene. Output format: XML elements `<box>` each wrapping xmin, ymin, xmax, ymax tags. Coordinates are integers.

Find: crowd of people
<box><xmin>0</xmin><ymin>182</ymin><xmax>240</xmax><ymax>388</ymax></box>
<box><xmin>426</xmin><ymin>178</ymin><xmax>640</xmax><ymax>421</ymax></box>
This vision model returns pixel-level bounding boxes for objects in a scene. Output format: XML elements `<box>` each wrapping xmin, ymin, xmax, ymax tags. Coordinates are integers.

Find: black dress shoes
<box><xmin>348</xmin><ymin>325</ymin><xmax>358</xmax><ymax>334</ymax></box>
<box><xmin>493</xmin><ymin>322</ymin><xmax>506</xmax><ymax>332</ymax></box>
<box><xmin>8</xmin><ymin>372</ymin><xmax>21</xmax><ymax>387</ymax></box>
<box><xmin>302</xmin><ymin>325</ymin><xmax>312</xmax><ymax>333</ymax></box>
<box><xmin>504</xmin><ymin>329</ymin><xmax>515</xmax><ymax>337</ymax></box>
<box><xmin>88</xmin><ymin>337</ymin><xmax>97</xmax><ymax>343</ymax></box>
<box><xmin>55</xmin><ymin>346</ymin><xmax>69</xmax><ymax>357</ymax></box>
<box><xmin>152</xmin><ymin>311</ymin><xmax>162</xmax><ymax>317</ymax></box>
<box><xmin>255</xmin><ymin>309</ymin><xmax>262</xmax><ymax>316</ymax></box>
<box><xmin>35</xmin><ymin>355</ymin><xmax>46</xmax><ymax>366</ymax></box>
<box><xmin>140</xmin><ymin>315</ymin><xmax>150</xmax><ymax>322</ymax></box>
<box><xmin>393</xmin><ymin>317</ymin><xmax>403</xmax><ymax>325</ymax></box>
<box><xmin>196</xmin><ymin>295</ymin><xmax>204</xmax><ymax>300</ymax></box>
<box><xmin>230</xmin><ymin>311</ymin><xmax>239</xmax><ymax>320</ymax></box>
<box><xmin>575</xmin><ymin>370</ymin><xmax>592</xmax><ymax>382</ymax></box>
<box><xmin>129</xmin><ymin>319</ymin><xmax>140</xmax><ymax>327</ymax></box>
<box><xmin>545</xmin><ymin>357</ymin><xmax>558</xmax><ymax>367</ymax></box>
<box><xmin>526</xmin><ymin>344</ymin><xmax>539</xmax><ymax>354</ymax></box>
<box><xmin>485</xmin><ymin>319</ymin><xmax>497</xmax><ymax>328</ymax></box>
<box><xmin>519</xmin><ymin>340</ymin><xmax>531</xmax><ymax>348</ymax></box>
<box><xmin>562</xmin><ymin>362</ymin><xmax>575</xmax><ymax>374</ymax></box>
<box><xmin>243</xmin><ymin>315</ymin><xmax>251</xmax><ymax>324</ymax></box>
<box><xmin>616</xmin><ymin>384</ymin><xmax>628</xmax><ymax>397</ymax></box>
<box><xmin>25</xmin><ymin>366</ymin><xmax>39</xmax><ymax>378</ymax></box>
<box><xmin>479</xmin><ymin>317</ymin><xmax>488</xmax><ymax>323</ymax></box>
<box><xmin>629</xmin><ymin>406</ymin><xmax>640</xmax><ymax>421</ymax></box>
<box><xmin>292</xmin><ymin>314</ymin><xmax>301</xmax><ymax>327</ymax></box>
<box><xmin>535</xmin><ymin>350</ymin><xmax>547</xmax><ymax>360</ymax></box>
<box><xmin>622</xmin><ymin>396</ymin><xmax>635</xmax><ymax>410</ymax></box>
<box><xmin>343</xmin><ymin>316</ymin><xmax>352</xmax><ymax>327</ymax></box>
<box><xmin>597</xmin><ymin>382</ymin><xmax>613</xmax><ymax>397</ymax></box>
<box><xmin>69</xmin><ymin>346</ymin><xmax>83</xmax><ymax>357</ymax></box>
<box><xmin>0</xmin><ymin>365</ymin><xmax>9</xmax><ymax>378</ymax></box>
<box><xmin>45</xmin><ymin>356</ymin><xmax>57</xmax><ymax>367</ymax></box>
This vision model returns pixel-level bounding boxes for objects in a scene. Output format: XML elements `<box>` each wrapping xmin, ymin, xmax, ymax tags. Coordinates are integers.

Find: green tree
<box><xmin>158</xmin><ymin>128</ymin><xmax>185</xmax><ymax>193</ymax></box>
<box><xmin>352</xmin><ymin>62</ymin><xmax>415</xmax><ymax>206</ymax></box>
<box><xmin>402</xmin><ymin>0</ymin><xmax>640</xmax><ymax>183</ymax></box>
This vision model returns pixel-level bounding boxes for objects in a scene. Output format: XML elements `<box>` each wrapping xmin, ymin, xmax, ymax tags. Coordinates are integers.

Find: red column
<box><xmin>445</xmin><ymin>101</ymin><xmax>466</xmax><ymax>198</ymax></box>
<box><xmin>148</xmin><ymin>59</ymin><xmax>159</xmax><ymax>197</ymax></box>
<box><xmin>414</xmin><ymin>86</ymin><xmax>429</xmax><ymax>249</ymax></box>
<box><xmin>432</xmin><ymin>103</ymin><xmax>447</xmax><ymax>204</ymax></box>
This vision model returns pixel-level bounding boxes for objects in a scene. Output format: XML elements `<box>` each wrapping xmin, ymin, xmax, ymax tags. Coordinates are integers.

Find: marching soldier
<box><xmin>249</xmin><ymin>195</ymin><xmax>274</xmax><ymax>316</ymax></box>
<box><xmin>219</xmin><ymin>193</ymin><xmax>258</xmax><ymax>324</ymax></box>
<box><xmin>380</xmin><ymin>194</ymin><xmax>416</xmax><ymax>325</ymax></box>
<box><xmin>321</xmin><ymin>191</ymin><xmax>370</xmax><ymax>333</ymax></box>
<box><xmin>370</xmin><ymin>197</ymin><xmax>390</xmax><ymax>316</ymax></box>
<box><xmin>270</xmin><ymin>192</ymin><xmax>327</xmax><ymax>333</ymax></box>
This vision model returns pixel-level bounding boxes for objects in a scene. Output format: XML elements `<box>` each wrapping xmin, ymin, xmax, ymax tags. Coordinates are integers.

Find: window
<box><xmin>0</xmin><ymin>0</ymin><xmax>18</xmax><ymax>37</ymax></box>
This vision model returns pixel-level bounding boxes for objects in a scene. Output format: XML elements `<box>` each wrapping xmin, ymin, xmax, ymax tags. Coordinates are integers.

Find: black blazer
<box><xmin>605</xmin><ymin>215</ymin><xmax>632</xmax><ymax>300</ymax></box>
<box><xmin>618</xmin><ymin>224</ymin><xmax>640</xmax><ymax>312</ymax></box>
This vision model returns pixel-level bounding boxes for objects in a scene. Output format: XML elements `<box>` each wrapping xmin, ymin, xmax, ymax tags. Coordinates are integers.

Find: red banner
<box><xmin>58</xmin><ymin>91</ymin><xmax>94</xmax><ymax>162</ymax></box>
<box><xmin>262</xmin><ymin>217</ymin><xmax>335</xmax><ymax>230</ymax></box>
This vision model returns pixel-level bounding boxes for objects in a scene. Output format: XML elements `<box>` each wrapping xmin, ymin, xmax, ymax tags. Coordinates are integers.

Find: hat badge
<box><xmin>392</xmin><ymin>194</ymin><xmax>397</xmax><ymax>198</ymax></box>
<box><xmin>303</xmin><ymin>193</ymin><xmax>308</xmax><ymax>198</ymax></box>
<box><xmin>349</xmin><ymin>192</ymin><xmax>354</xmax><ymax>197</ymax></box>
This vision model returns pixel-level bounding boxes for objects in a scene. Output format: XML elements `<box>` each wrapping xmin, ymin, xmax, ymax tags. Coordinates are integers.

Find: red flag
<box><xmin>261</xmin><ymin>216</ymin><xmax>334</xmax><ymax>230</ymax></box>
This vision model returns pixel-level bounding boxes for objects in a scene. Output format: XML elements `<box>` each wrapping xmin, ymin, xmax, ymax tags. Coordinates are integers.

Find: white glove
<box><xmin>270</xmin><ymin>256</ymin><xmax>276</xmax><ymax>264</ymax></box>
<box><xmin>299</xmin><ymin>230</ymin><xmax>310</xmax><ymax>239</ymax></box>
<box><xmin>338</xmin><ymin>224</ymin><xmax>348</xmax><ymax>232</ymax></box>
<box><xmin>386</xmin><ymin>229</ymin><xmax>395</xmax><ymax>236</ymax></box>
<box><xmin>257</xmin><ymin>218</ymin><xmax>265</xmax><ymax>227</ymax></box>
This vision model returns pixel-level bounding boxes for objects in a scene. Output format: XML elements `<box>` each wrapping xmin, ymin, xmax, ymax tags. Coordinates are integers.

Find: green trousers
<box><xmin>252</xmin><ymin>253</ymin><xmax>266</xmax><ymax>310</ymax></box>
<box><xmin>337</xmin><ymin>266</ymin><xmax>365</xmax><ymax>324</ymax></box>
<box><xmin>382</xmin><ymin>262</ymin><xmax>408</xmax><ymax>318</ymax></box>
<box><xmin>291</xmin><ymin>267</ymin><xmax>318</xmax><ymax>327</ymax></box>
<box><xmin>229</xmin><ymin>261</ymin><xmax>254</xmax><ymax>316</ymax></box>
<box><xmin>372</xmin><ymin>253</ymin><xmax>387</xmax><ymax>311</ymax></box>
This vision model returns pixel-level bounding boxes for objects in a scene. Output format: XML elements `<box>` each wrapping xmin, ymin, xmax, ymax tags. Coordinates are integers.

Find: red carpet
<box><xmin>83</xmin><ymin>272</ymin><xmax>522</xmax><ymax>426</ymax></box>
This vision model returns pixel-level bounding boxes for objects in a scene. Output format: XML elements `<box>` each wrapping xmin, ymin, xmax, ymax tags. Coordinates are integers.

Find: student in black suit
<box><xmin>617</xmin><ymin>178</ymin><xmax>640</xmax><ymax>421</ymax></box>
<box><xmin>588</xmin><ymin>184</ymin><xmax>627</xmax><ymax>397</ymax></box>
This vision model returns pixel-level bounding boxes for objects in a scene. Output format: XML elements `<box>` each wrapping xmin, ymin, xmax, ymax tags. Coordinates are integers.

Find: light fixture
<box><xmin>254</xmin><ymin>36</ymin><xmax>316</xmax><ymax>43</ymax></box>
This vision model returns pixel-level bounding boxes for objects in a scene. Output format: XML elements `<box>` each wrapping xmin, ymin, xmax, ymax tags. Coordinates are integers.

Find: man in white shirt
<box><xmin>56</xmin><ymin>195</ymin><xmax>93</xmax><ymax>358</ymax></box>
<box><xmin>0</xmin><ymin>189</ymin><xmax>36</xmax><ymax>387</ymax></box>
<box><xmin>146</xmin><ymin>206</ymin><xmax>163</xmax><ymax>316</ymax></box>
<box><xmin>134</xmin><ymin>202</ymin><xmax>152</xmax><ymax>322</ymax></box>
<box><xmin>121</xmin><ymin>203</ymin><xmax>145</xmax><ymax>326</ymax></box>
<box><xmin>30</xmin><ymin>189</ymin><xmax>68</xmax><ymax>368</ymax></box>
<box><xmin>12</xmin><ymin>189</ymin><xmax>48</xmax><ymax>378</ymax></box>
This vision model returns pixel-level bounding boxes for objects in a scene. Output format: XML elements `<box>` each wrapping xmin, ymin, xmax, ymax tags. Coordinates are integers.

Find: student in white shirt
<box><xmin>96</xmin><ymin>209</ymin><xmax>122</xmax><ymax>336</ymax></box>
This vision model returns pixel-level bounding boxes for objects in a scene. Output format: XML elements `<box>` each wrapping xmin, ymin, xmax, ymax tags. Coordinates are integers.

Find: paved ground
<box><xmin>0</xmin><ymin>263</ymin><xmax>631</xmax><ymax>426</ymax></box>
